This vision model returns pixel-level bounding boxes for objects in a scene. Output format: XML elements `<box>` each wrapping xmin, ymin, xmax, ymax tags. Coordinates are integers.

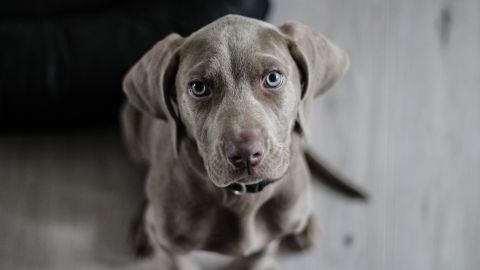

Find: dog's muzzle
<box><xmin>226</xmin><ymin>179</ymin><xmax>278</xmax><ymax>195</ymax></box>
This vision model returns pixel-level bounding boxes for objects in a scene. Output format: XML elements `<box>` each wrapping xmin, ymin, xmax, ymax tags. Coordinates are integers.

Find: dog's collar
<box><xmin>226</xmin><ymin>179</ymin><xmax>278</xmax><ymax>195</ymax></box>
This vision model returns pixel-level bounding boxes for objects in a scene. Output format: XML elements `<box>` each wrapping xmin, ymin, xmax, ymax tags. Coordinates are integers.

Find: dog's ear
<box><xmin>280</xmin><ymin>21</ymin><xmax>350</xmax><ymax>139</ymax></box>
<box><xmin>123</xmin><ymin>33</ymin><xmax>184</xmax><ymax>157</ymax></box>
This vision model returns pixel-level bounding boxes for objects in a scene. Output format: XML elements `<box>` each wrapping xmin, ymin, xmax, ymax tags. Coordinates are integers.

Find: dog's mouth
<box><xmin>225</xmin><ymin>179</ymin><xmax>279</xmax><ymax>195</ymax></box>
<box><xmin>229</xmin><ymin>165</ymin><xmax>263</xmax><ymax>179</ymax></box>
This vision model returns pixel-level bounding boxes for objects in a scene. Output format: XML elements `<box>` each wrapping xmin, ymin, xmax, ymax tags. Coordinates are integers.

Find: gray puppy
<box><xmin>122</xmin><ymin>15</ymin><xmax>350</xmax><ymax>270</ymax></box>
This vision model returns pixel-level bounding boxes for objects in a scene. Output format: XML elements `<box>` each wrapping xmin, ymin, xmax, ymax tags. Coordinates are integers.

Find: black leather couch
<box><xmin>0</xmin><ymin>0</ymin><xmax>269</xmax><ymax>130</ymax></box>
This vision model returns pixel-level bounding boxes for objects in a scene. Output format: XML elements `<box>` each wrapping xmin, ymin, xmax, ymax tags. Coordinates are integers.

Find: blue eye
<box><xmin>263</xmin><ymin>71</ymin><xmax>283</xmax><ymax>88</ymax></box>
<box><xmin>190</xmin><ymin>81</ymin><xmax>210</xmax><ymax>97</ymax></box>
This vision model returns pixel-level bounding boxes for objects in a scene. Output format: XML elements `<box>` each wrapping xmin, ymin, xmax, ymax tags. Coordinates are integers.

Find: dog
<box><xmin>121</xmin><ymin>14</ymin><xmax>356</xmax><ymax>270</ymax></box>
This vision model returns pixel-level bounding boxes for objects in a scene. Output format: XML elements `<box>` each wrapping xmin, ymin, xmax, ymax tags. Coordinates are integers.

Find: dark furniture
<box><xmin>0</xmin><ymin>0</ymin><xmax>269</xmax><ymax>130</ymax></box>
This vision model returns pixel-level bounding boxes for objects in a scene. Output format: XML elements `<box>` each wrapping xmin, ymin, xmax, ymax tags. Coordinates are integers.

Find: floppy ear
<box><xmin>280</xmin><ymin>21</ymin><xmax>350</xmax><ymax>139</ymax></box>
<box><xmin>123</xmin><ymin>33</ymin><xmax>184</xmax><ymax>157</ymax></box>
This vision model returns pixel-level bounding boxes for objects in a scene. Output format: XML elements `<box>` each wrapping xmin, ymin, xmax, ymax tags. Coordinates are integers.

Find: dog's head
<box><xmin>123</xmin><ymin>15</ymin><xmax>349</xmax><ymax>188</ymax></box>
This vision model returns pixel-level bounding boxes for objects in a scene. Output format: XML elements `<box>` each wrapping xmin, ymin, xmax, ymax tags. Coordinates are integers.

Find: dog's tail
<box><xmin>304</xmin><ymin>148</ymin><xmax>368</xmax><ymax>201</ymax></box>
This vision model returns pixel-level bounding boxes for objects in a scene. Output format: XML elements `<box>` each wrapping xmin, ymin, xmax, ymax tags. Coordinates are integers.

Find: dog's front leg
<box><xmin>281</xmin><ymin>214</ymin><xmax>316</xmax><ymax>252</ymax></box>
<box><xmin>141</xmin><ymin>206</ymin><xmax>200</xmax><ymax>270</ymax></box>
<box><xmin>224</xmin><ymin>240</ymin><xmax>280</xmax><ymax>270</ymax></box>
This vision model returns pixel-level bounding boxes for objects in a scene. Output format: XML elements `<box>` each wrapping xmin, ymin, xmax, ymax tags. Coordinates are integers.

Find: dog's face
<box><xmin>176</xmin><ymin>22</ymin><xmax>302</xmax><ymax>187</ymax></box>
<box><xmin>123</xmin><ymin>15</ymin><xmax>349</xmax><ymax>188</ymax></box>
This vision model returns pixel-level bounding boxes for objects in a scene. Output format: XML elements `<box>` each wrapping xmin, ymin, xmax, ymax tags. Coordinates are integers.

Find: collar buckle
<box><xmin>230</xmin><ymin>183</ymin><xmax>247</xmax><ymax>195</ymax></box>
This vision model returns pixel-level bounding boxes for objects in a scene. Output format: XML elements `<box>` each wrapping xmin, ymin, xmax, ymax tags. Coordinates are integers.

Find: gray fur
<box><xmin>121</xmin><ymin>15</ymin><xmax>349</xmax><ymax>270</ymax></box>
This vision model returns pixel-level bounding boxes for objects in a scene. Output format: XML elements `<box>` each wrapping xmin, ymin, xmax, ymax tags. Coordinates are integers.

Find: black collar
<box><xmin>226</xmin><ymin>179</ymin><xmax>278</xmax><ymax>195</ymax></box>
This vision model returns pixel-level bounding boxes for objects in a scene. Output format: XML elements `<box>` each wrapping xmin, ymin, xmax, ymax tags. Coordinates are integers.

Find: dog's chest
<box><xmin>157</xmin><ymin>167</ymin><xmax>311</xmax><ymax>256</ymax></box>
<box><xmin>198</xmin><ymin>192</ymin><xmax>307</xmax><ymax>256</ymax></box>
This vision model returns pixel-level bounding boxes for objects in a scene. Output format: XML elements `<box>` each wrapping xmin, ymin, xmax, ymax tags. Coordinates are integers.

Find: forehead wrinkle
<box><xmin>190</xmin><ymin>60</ymin><xmax>206</xmax><ymax>72</ymax></box>
<box><xmin>255</xmin><ymin>53</ymin><xmax>281</xmax><ymax>62</ymax></box>
<box><xmin>254</xmin><ymin>53</ymin><xmax>289</xmax><ymax>69</ymax></box>
<box><xmin>182</xmin><ymin>35</ymin><xmax>230</xmax><ymax>70</ymax></box>
<box><xmin>183</xmin><ymin>44</ymin><xmax>230</xmax><ymax>80</ymax></box>
<box><xmin>187</xmin><ymin>61</ymin><xmax>211</xmax><ymax>79</ymax></box>
<box><xmin>188</xmin><ymin>60</ymin><xmax>220</xmax><ymax>79</ymax></box>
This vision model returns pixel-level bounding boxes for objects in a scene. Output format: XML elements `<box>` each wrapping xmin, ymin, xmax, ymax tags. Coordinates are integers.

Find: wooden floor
<box><xmin>1</xmin><ymin>0</ymin><xmax>479</xmax><ymax>269</ymax></box>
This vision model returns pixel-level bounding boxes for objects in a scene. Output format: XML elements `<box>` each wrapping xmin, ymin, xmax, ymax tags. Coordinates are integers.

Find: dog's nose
<box><xmin>225</xmin><ymin>135</ymin><xmax>265</xmax><ymax>170</ymax></box>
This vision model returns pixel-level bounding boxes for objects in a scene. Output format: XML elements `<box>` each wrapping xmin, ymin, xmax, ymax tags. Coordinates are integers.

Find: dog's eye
<box><xmin>263</xmin><ymin>71</ymin><xmax>283</xmax><ymax>88</ymax></box>
<box><xmin>189</xmin><ymin>81</ymin><xmax>210</xmax><ymax>98</ymax></box>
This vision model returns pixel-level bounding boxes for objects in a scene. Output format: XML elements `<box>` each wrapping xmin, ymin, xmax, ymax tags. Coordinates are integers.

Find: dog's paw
<box><xmin>281</xmin><ymin>215</ymin><xmax>316</xmax><ymax>252</ymax></box>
